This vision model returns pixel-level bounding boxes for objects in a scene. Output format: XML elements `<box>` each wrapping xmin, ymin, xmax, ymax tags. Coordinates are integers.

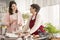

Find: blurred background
<box><xmin>0</xmin><ymin>0</ymin><xmax>60</xmax><ymax>29</ymax></box>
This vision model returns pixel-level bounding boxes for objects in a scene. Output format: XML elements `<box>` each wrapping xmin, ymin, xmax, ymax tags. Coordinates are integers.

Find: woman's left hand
<box><xmin>19</xmin><ymin>23</ymin><xmax>22</xmax><ymax>26</ymax></box>
<box><xmin>23</xmin><ymin>32</ymin><xmax>30</xmax><ymax>37</ymax></box>
<box><xmin>33</xmin><ymin>34</ymin><xmax>39</xmax><ymax>38</ymax></box>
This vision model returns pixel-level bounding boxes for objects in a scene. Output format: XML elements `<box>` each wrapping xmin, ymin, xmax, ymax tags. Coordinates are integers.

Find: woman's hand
<box><xmin>24</xmin><ymin>32</ymin><xmax>30</xmax><ymax>36</ymax></box>
<box><xmin>16</xmin><ymin>32</ymin><xmax>23</xmax><ymax>38</ymax></box>
<box><xmin>33</xmin><ymin>34</ymin><xmax>39</xmax><ymax>38</ymax></box>
<box><xmin>18</xmin><ymin>23</ymin><xmax>22</xmax><ymax>26</ymax></box>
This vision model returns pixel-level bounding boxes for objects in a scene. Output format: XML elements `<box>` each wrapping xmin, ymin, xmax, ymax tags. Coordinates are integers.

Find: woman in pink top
<box><xmin>4</xmin><ymin>1</ymin><xmax>24</xmax><ymax>33</ymax></box>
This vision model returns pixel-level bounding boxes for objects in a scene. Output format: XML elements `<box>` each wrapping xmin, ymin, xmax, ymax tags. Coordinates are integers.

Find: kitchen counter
<box><xmin>51</xmin><ymin>38</ymin><xmax>60</xmax><ymax>40</ymax></box>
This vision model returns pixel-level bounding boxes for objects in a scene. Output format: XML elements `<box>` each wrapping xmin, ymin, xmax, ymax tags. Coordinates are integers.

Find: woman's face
<box><xmin>30</xmin><ymin>7</ymin><xmax>36</xmax><ymax>14</ymax></box>
<box><xmin>11</xmin><ymin>4</ymin><xmax>17</xmax><ymax>11</ymax></box>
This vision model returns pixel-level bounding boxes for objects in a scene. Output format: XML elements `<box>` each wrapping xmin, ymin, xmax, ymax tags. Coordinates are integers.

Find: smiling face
<box><xmin>11</xmin><ymin>4</ymin><xmax>17</xmax><ymax>11</ymax></box>
<box><xmin>30</xmin><ymin>7</ymin><xmax>36</xmax><ymax>14</ymax></box>
<box><xmin>30</xmin><ymin>4</ymin><xmax>40</xmax><ymax>15</ymax></box>
<box><xmin>9</xmin><ymin>1</ymin><xmax>18</xmax><ymax>15</ymax></box>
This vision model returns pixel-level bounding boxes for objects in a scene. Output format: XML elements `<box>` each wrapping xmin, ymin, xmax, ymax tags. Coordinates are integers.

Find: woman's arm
<box><xmin>18</xmin><ymin>12</ymin><xmax>24</xmax><ymax>26</ymax></box>
<box><xmin>4</xmin><ymin>13</ymin><xmax>10</xmax><ymax>27</ymax></box>
<box><xmin>22</xmin><ymin>16</ymin><xmax>31</xmax><ymax>32</ymax></box>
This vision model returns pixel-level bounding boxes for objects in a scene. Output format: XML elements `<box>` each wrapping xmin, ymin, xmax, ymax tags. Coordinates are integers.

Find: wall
<box><xmin>15</xmin><ymin>0</ymin><xmax>32</xmax><ymax>13</ymax></box>
<box><xmin>39</xmin><ymin>4</ymin><xmax>59</xmax><ymax>29</ymax></box>
<box><xmin>33</xmin><ymin>0</ymin><xmax>59</xmax><ymax>7</ymax></box>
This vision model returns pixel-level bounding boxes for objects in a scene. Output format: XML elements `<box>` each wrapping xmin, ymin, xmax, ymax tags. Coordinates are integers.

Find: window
<box><xmin>40</xmin><ymin>4</ymin><xmax>59</xmax><ymax>29</ymax></box>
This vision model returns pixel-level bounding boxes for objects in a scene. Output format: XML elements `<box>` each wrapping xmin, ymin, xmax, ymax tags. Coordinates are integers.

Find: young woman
<box><xmin>23</xmin><ymin>4</ymin><xmax>45</xmax><ymax>37</ymax></box>
<box><xmin>4</xmin><ymin>1</ymin><xmax>24</xmax><ymax>33</ymax></box>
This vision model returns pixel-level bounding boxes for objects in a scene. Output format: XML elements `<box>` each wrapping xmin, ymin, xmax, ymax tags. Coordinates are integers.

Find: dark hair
<box><xmin>31</xmin><ymin>4</ymin><xmax>40</xmax><ymax>13</ymax></box>
<box><xmin>9</xmin><ymin>1</ymin><xmax>18</xmax><ymax>15</ymax></box>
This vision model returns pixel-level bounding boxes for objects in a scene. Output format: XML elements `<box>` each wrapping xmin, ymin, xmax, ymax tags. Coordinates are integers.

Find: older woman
<box><xmin>23</xmin><ymin>4</ymin><xmax>45</xmax><ymax>37</ymax></box>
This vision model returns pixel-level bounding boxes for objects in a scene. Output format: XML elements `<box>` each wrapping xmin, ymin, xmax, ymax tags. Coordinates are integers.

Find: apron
<box><xmin>29</xmin><ymin>14</ymin><xmax>45</xmax><ymax>35</ymax></box>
